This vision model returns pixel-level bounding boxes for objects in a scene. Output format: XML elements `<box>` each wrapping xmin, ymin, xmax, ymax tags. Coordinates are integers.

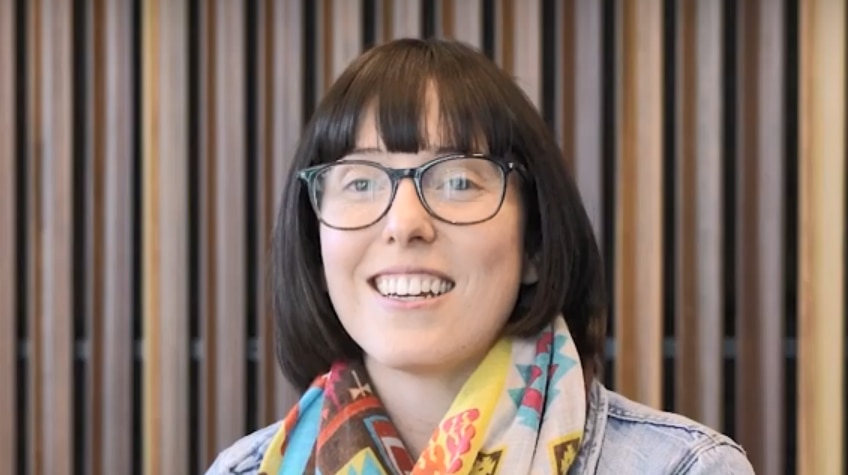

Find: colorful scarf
<box><xmin>258</xmin><ymin>316</ymin><xmax>586</xmax><ymax>475</ymax></box>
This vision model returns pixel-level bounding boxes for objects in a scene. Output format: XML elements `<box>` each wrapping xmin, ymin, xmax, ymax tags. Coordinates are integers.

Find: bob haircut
<box><xmin>271</xmin><ymin>38</ymin><xmax>607</xmax><ymax>392</ymax></box>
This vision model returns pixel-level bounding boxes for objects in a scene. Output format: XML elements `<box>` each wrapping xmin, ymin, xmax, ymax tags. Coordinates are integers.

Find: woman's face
<box><xmin>319</xmin><ymin>96</ymin><xmax>535</xmax><ymax>377</ymax></box>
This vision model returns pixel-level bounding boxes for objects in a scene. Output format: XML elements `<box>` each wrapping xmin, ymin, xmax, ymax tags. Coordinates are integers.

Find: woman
<box><xmin>206</xmin><ymin>38</ymin><xmax>754</xmax><ymax>474</ymax></box>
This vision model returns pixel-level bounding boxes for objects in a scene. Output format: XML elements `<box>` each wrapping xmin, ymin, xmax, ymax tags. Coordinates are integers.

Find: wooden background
<box><xmin>0</xmin><ymin>0</ymin><xmax>845</xmax><ymax>474</ymax></box>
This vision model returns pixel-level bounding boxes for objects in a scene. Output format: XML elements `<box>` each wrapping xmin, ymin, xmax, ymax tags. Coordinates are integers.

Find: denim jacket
<box><xmin>205</xmin><ymin>380</ymin><xmax>755</xmax><ymax>474</ymax></box>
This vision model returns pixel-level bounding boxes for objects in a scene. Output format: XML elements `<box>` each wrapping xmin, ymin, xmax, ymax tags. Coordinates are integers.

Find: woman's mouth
<box><xmin>371</xmin><ymin>274</ymin><xmax>455</xmax><ymax>300</ymax></box>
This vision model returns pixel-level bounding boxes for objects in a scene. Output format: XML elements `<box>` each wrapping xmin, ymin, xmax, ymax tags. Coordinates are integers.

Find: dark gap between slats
<box><xmin>245</xmin><ymin>0</ymin><xmax>260</xmax><ymax>435</ymax></box>
<box><xmin>362</xmin><ymin>0</ymin><xmax>377</xmax><ymax>50</ymax></box>
<box><xmin>187</xmin><ymin>0</ymin><xmax>201</xmax><ymax>472</ymax></box>
<box><xmin>72</xmin><ymin>0</ymin><xmax>89</xmax><ymax>474</ymax></box>
<box><xmin>131</xmin><ymin>0</ymin><xmax>143</xmax><ymax>473</ymax></box>
<box><xmin>540</xmin><ymin>0</ymin><xmax>556</xmax><ymax>130</ymax></box>
<box><xmin>783</xmin><ymin>0</ymin><xmax>799</xmax><ymax>469</ymax></box>
<box><xmin>303</xmin><ymin>0</ymin><xmax>317</xmax><ymax>123</ymax></box>
<box><xmin>601</xmin><ymin>0</ymin><xmax>616</xmax><ymax>388</ymax></box>
<box><xmin>421</xmin><ymin>0</ymin><xmax>436</xmax><ymax>39</ymax></box>
<box><xmin>661</xmin><ymin>0</ymin><xmax>676</xmax><ymax>414</ymax></box>
<box><xmin>482</xmin><ymin>0</ymin><xmax>495</xmax><ymax>60</ymax></box>
<box><xmin>721</xmin><ymin>0</ymin><xmax>737</xmax><ymax>440</ymax></box>
<box><xmin>15</xmin><ymin>0</ymin><xmax>28</xmax><ymax>473</ymax></box>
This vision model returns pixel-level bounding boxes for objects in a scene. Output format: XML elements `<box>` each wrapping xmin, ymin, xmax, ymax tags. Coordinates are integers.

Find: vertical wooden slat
<box><xmin>494</xmin><ymin>0</ymin><xmax>514</xmax><ymax>77</ymax></box>
<box><xmin>614</xmin><ymin>0</ymin><xmax>664</xmax><ymax>407</ymax></box>
<box><xmin>262</xmin><ymin>0</ymin><xmax>302</xmax><ymax>422</ymax></box>
<box><xmin>442</xmin><ymin>0</ymin><xmax>482</xmax><ymax>48</ymax></box>
<box><xmin>26</xmin><ymin>0</ymin><xmax>75</xmax><ymax>473</ymax></box>
<box><xmin>201</xmin><ymin>0</ymin><xmax>247</xmax><ymax>456</ymax></box>
<box><xmin>561</xmin><ymin>0</ymin><xmax>604</xmax><ymax>243</ymax></box>
<box><xmin>674</xmin><ymin>0</ymin><xmax>723</xmax><ymax>429</ymax></box>
<box><xmin>735</xmin><ymin>2</ymin><xmax>785</xmax><ymax>473</ymax></box>
<box><xmin>316</xmin><ymin>0</ymin><xmax>362</xmax><ymax>95</ymax></box>
<box><xmin>798</xmin><ymin>1</ymin><xmax>845</xmax><ymax>474</ymax></box>
<box><xmin>384</xmin><ymin>0</ymin><xmax>421</xmax><ymax>40</ymax></box>
<box><xmin>89</xmin><ymin>0</ymin><xmax>135</xmax><ymax>474</ymax></box>
<box><xmin>510</xmin><ymin>0</ymin><xmax>540</xmax><ymax>108</ymax></box>
<box><xmin>142</xmin><ymin>0</ymin><xmax>189</xmax><ymax>473</ymax></box>
<box><xmin>0</xmin><ymin>0</ymin><xmax>16</xmax><ymax>470</ymax></box>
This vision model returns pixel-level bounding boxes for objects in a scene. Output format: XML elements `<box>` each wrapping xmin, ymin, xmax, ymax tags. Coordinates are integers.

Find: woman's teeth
<box><xmin>374</xmin><ymin>274</ymin><xmax>454</xmax><ymax>298</ymax></box>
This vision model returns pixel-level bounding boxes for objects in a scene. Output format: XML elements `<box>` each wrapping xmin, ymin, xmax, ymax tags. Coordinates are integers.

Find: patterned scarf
<box><xmin>258</xmin><ymin>316</ymin><xmax>586</xmax><ymax>475</ymax></box>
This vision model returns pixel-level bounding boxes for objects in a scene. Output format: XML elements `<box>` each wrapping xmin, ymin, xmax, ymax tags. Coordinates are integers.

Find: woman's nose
<box><xmin>381</xmin><ymin>179</ymin><xmax>436</xmax><ymax>245</ymax></box>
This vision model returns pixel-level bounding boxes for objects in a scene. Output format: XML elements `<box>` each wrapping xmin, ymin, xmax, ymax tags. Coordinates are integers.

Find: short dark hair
<box><xmin>271</xmin><ymin>38</ymin><xmax>607</xmax><ymax>392</ymax></box>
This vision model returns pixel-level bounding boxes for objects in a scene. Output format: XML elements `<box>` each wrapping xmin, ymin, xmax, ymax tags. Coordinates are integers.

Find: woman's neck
<box><xmin>363</xmin><ymin>357</ymin><xmax>478</xmax><ymax>457</ymax></box>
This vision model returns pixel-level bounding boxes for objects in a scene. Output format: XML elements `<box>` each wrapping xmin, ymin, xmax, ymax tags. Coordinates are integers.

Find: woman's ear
<box><xmin>521</xmin><ymin>254</ymin><xmax>539</xmax><ymax>285</ymax></box>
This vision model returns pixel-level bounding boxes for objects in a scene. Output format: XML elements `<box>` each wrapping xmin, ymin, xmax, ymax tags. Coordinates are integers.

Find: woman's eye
<box><xmin>446</xmin><ymin>176</ymin><xmax>472</xmax><ymax>190</ymax></box>
<box><xmin>346</xmin><ymin>179</ymin><xmax>373</xmax><ymax>192</ymax></box>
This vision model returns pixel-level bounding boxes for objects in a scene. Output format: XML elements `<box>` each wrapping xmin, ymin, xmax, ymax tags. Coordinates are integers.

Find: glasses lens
<box><xmin>422</xmin><ymin>157</ymin><xmax>506</xmax><ymax>223</ymax></box>
<box><xmin>313</xmin><ymin>162</ymin><xmax>392</xmax><ymax>228</ymax></box>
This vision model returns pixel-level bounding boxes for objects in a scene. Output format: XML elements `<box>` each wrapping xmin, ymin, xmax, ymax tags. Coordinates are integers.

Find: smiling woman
<box><xmin>204</xmin><ymin>38</ymin><xmax>755</xmax><ymax>475</ymax></box>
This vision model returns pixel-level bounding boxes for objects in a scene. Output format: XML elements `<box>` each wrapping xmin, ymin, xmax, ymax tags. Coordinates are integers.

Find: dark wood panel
<box><xmin>798</xmin><ymin>1</ymin><xmax>845</xmax><ymax>473</ymax></box>
<box><xmin>0</xmin><ymin>0</ymin><xmax>16</xmax><ymax>470</ymax></box>
<box><xmin>614</xmin><ymin>0</ymin><xmax>664</xmax><ymax>408</ymax></box>
<box><xmin>26</xmin><ymin>0</ymin><xmax>75</xmax><ymax>473</ymax></box>
<box><xmin>734</xmin><ymin>2</ymin><xmax>786</xmax><ymax>473</ymax></box>
<box><xmin>88</xmin><ymin>0</ymin><xmax>135</xmax><ymax>474</ymax></box>
<box><xmin>674</xmin><ymin>0</ymin><xmax>724</xmax><ymax>430</ymax></box>
<box><xmin>142</xmin><ymin>0</ymin><xmax>190</xmax><ymax>474</ymax></box>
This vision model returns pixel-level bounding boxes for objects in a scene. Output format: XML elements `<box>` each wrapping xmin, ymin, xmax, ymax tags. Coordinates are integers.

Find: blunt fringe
<box><xmin>271</xmin><ymin>38</ymin><xmax>607</xmax><ymax>392</ymax></box>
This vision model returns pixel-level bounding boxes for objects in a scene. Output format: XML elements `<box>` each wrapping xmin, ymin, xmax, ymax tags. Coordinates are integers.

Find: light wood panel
<box><xmin>142</xmin><ymin>0</ymin><xmax>190</xmax><ymax>474</ymax></box>
<box><xmin>263</xmin><ymin>0</ymin><xmax>304</xmax><ymax>422</ymax></box>
<box><xmin>508</xmin><ymin>0</ymin><xmax>540</xmax><ymax>108</ymax></box>
<box><xmin>382</xmin><ymin>0</ymin><xmax>422</xmax><ymax>40</ymax></box>
<box><xmin>798</xmin><ymin>1</ymin><xmax>845</xmax><ymax>474</ymax></box>
<box><xmin>442</xmin><ymin>0</ymin><xmax>482</xmax><ymax>48</ymax></box>
<box><xmin>321</xmin><ymin>0</ymin><xmax>363</xmax><ymax>92</ymax></box>
<box><xmin>674</xmin><ymin>0</ymin><xmax>724</xmax><ymax>430</ymax></box>
<box><xmin>87</xmin><ymin>0</ymin><xmax>135</xmax><ymax>474</ymax></box>
<box><xmin>735</xmin><ymin>2</ymin><xmax>786</xmax><ymax>473</ymax></box>
<box><xmin>561</xmin><ymin>0</ymin><xmax>604</xmax><ymax>245</ymax></box>
<box><xmin>614</xmin><ymin>0</ymin><xmax>664</xmax><ymax>408</ymax></box>
<box><xmin>200</xmin><ymin>0</ymin><xmax>248</xmax><ymax>458</ymax></box>
<box><xmin>26</xmin><ymin>0</ymin><xmax>75</xmax><ymax>473</ymax></box>
<box><xmin>0</xmin><ymin>0</ymin><xmax>16</xmax><ymax>470</ymax></box>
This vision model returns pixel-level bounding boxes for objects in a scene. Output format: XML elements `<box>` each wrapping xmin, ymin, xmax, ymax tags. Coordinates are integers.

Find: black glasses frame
<box><xmin>297</xmin><ymin>153</ymin><xmax>527</xmax><ymax>230</ymax></box>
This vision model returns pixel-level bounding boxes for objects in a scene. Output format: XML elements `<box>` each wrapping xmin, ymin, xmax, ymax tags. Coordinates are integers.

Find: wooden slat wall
<box><xmin>199</xmin><ymin>0</ymin><xmax>247</xmax><ymax>461</ymax></box>
<box><xmin>87</xmin><ymin>1</ymin><xmax>135</xmax><ymax>474</ymax></box>
<box><xmin>614</xmin><ymin>0</ymin><xmax>664</xmax><ymax>407</ymax></box>
<box><xmin>25</xmin><ymin>1</ymin><xmax>75</xmax><ymax>474</ymax></box>
<box><xmin>0</xmin><ymin>0</ymin><xmax>16</xmax><ymax>471</ymax></box>
<box><xmin>735</xmin><ymin>1</ymin><xmax>787</xmax><ymax>473</ymax></box>
<box><xmin>263</xmin><ymin>0</ymin><xmax>303</xmax><ymax>422</ymax></box>
<box><xmin>142</xmin><ymin>0</ymin><xmax>189</xmax><ymax>474</ymax></box>
<box><xmin>674</xmin><ymin>0</ymin><xmax>723</xmax><ymax>431</ymax></box>
<box><xmin>560</xmin><ymin>0</ymin><xmax>605</xmax><ymax>243</ymax></box>
<box><xmin>798</xmin><ymin>1</ymin><xmax>845</xmax><ymax>474</ymax></box>
<box><xmin>3</xmin><ymin>2</ymin><xmax>846</xmax><ymax>474</ymax></box>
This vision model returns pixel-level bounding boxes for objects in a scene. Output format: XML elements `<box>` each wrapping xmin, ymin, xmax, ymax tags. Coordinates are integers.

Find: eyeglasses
<box><xmin>298</xmin><ymin>154</ymin><xmax>526</xmax><ymax>230</ymax></box>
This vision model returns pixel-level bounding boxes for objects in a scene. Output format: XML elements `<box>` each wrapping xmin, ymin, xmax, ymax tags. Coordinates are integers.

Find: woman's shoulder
<box><xmin>203</xmin><ymin>421</ymin><xmax>281</xmax><ymax>475</ymax></box>
<box><xmin>585</xmin><ymin>384</ymin><xmax>755</xmax><ymax>474</ymax></box>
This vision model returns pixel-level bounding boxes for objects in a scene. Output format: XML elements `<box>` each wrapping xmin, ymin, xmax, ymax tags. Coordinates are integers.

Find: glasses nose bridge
<box><xmin>385</xmin><ymin>166</ymin><xmax>427</xmax><ymax>209</ymax></box>
<box><xmin>387</xmin><ymin>166</ymin><xmax>424</xmax><ymax>193</ymax></box>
